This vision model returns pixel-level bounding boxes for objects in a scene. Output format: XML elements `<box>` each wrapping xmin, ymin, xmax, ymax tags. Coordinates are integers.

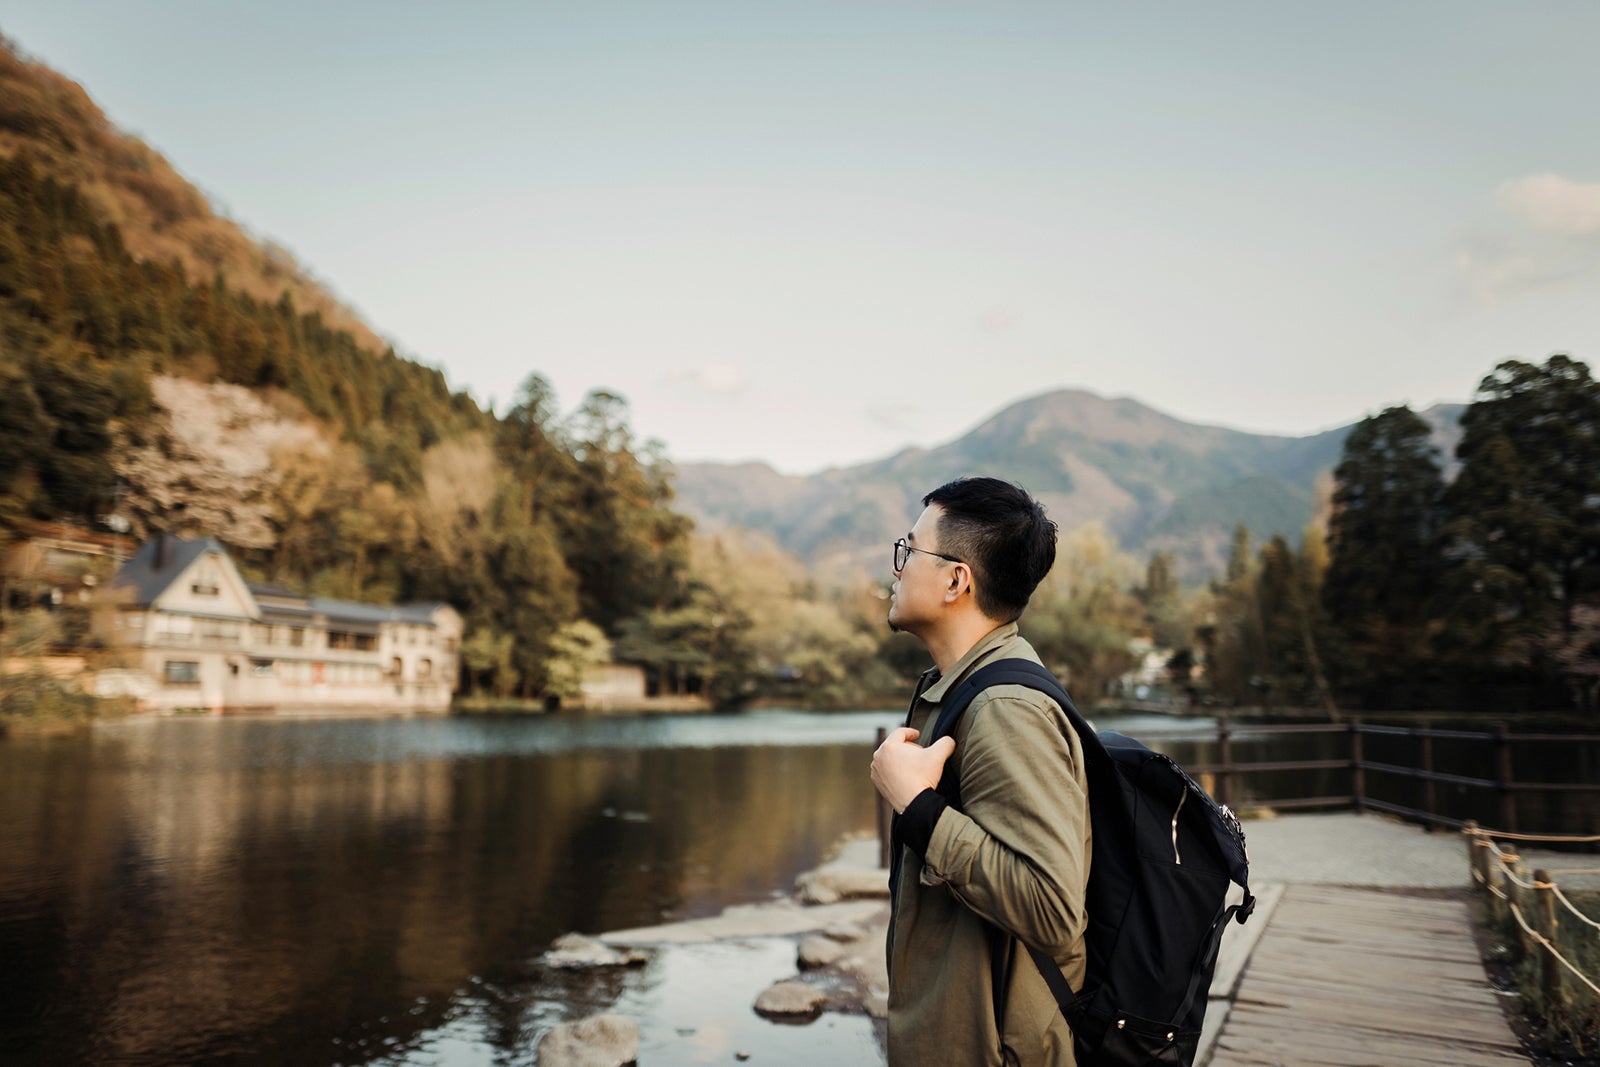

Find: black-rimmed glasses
<box><xmin>893</xmin><ymin>537</ymin><xmax>963</xmax><ymax>574</ymax></box>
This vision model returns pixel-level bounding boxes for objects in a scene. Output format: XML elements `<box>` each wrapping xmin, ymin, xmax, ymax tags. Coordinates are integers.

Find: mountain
<box><xmin>0</xmin><ymin>36</ymin><xmax>385</xmax><ymax>352</ymax></box>
<box><xmin>673</xmin><ymin>391</ymin><xmax>1466</xmax><ymax>582</ymax></box>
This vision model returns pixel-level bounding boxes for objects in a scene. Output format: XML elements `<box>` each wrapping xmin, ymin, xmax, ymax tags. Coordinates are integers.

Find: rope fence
<box><xmin>1464</xmin><ymin>822</ymin><xmax>1600</xmax><ymax>1016</ymax></box>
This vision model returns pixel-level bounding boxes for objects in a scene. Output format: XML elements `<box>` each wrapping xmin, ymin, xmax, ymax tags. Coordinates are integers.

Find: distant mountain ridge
<box><xmin>673</xmin><ymin>390</ymin><xmax>1465</xmax><ymax>581</ymax></box>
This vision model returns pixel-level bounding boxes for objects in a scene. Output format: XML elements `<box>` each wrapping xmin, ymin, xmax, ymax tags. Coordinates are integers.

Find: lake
<box><xmin>1</xmin><ymin>711</ymin><xmax>938</xmax><ymax>1065</ymax></box>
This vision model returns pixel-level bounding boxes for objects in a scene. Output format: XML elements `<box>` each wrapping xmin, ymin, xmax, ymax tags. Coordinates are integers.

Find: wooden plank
<box><xmin>1204</xmin><ymin>885</ymin><xmax>1527</xmax><ymax>1067</ymax></box>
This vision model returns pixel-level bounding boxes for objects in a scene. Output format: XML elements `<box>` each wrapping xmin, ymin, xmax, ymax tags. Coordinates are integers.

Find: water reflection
<box><xmin>0</xmin><ymin>712</ymin><xmax>901</xmax><ymax>1066</ymax></box>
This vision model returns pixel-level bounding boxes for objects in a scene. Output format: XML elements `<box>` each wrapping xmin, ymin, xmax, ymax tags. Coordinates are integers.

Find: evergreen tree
<box><xmin>27</xmin><ymin>350</ymin><xmax>116</xmax><ymax>519</ymax></box>
<box><xmin>1135</xmin><ymin>550</ymin><xmax>1189</xmax><ymax>651</ymax></box>
<box><xmin>1256</xmin><ymin>534</ymin><xmax>1337</xmax><ymax>712</ymax></box>
<box><xmin>1323</xmin><ymin>405</ymin><xmax>1445</xmax><ymax>706</ymax></box>
<box><xmin>1440</xmin><ymin>356</ymin><xmax>1600</xmax><ymax>688</ymax></box>
<box><xmin>0</xmin><ymin>361</ymin><xmax>51</xmax><ymax>524</ymax></box>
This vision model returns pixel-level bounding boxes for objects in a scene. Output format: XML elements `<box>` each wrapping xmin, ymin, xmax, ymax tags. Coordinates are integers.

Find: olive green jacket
<box><xmin>886</xmin><ymin>623</ymin><xmax>1091</xmax><ymax>1067</ymax></box>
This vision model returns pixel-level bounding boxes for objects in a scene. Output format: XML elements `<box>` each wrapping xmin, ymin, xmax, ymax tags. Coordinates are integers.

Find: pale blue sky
<box><xmin>5</xmin><ymin>2</ymin><xmax>1598</xmax><ymax>473</ymax></box>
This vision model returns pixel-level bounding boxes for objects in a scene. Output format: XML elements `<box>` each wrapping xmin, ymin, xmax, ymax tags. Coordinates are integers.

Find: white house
<box><xmin>96</xmin><ymin>535</ymin><xmax>461</xmax><ymax>714</ymax></box>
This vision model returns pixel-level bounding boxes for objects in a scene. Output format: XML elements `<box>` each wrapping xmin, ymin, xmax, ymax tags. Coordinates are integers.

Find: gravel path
<box><xmin>1240</xmin><ymin>811</ymin><xmax>1600</xmax><ymax>890</ymax></box>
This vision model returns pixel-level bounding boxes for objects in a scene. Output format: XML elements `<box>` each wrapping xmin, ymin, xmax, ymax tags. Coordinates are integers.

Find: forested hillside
<box><xmin>0</xmin><ymin>37</ymin><xmax>383</xmax><ymax>350</ymax></box>
<box><xmin>0</xmin><ymin>34</ymin><xmax>906</xmax><ymax>711</ymax></box>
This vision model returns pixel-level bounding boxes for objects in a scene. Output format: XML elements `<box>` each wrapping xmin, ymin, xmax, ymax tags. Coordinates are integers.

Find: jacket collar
<box><xmin>914</xmin><ymin>621</ymin><xmax>1020</xmax><ymax>706</ymax></box>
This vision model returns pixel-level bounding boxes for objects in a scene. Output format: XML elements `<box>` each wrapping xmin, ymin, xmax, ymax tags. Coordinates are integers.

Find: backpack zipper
<box><xmin>1171</xmin><ymin>789</ymin><xmax>1187</xmax><ymax>864</ymax></box>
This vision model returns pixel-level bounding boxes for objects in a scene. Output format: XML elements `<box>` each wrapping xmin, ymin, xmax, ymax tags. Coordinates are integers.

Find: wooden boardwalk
<box><xmin>1206</xmin><ymin>885</ymin><xmax>1528</xmax><ymax>1067</ymax></box>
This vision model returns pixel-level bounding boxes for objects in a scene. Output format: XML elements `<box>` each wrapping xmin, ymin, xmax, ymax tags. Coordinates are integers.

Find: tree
<box><xmin>1323</xmin><ymin>405</ymin><xmax>1445</xmax><ymax>705</ymax></box>
<box><xmin>1255</xmin><ymin>533</ymin><xmax>1337</xmax><ymax>713</ymax></box>
<box><xmin>544</xmin><ymin>620</ymin><xmax>613</xmax><ymax>706</ymax></box>
<box><xmin>1440</xmin><ymin>356</ymin><xmax>1600</xmax><ymax>684</ymax></box>
<box><xmin>561</xmin><ymin>391</ymin><xmax>691</xmax><ymax>631</ymax></box>
<box><xmin>266</xmin><ymin>441</ymin><xmax>367</xmax><ymax>588</ymax></box>
<box><xmin>27</xmin><ymin>348</ymin><xmax>117</xmax><ymax>519</ymax></box>
<box><xmin>1202</xmin><ymin>525</ymin><xmax>1265</xmax><ymax>705</ymax></box>
<box><xmin>459</xmin><ymin>627</ymin><xmax>516</xmax><ymax>698</ymax></box>
<box><xmin>0</xmin><ymin>361</ymin><xmax>51</xmax><ymax>524</ymax></box>
<box><xmin>1024</xmin><ymin>523</ymin><xmax>1143</xmax><ymax>701</ymax></box>
<box><xmin>494</xmin><ymin>506</ymin><xmax>582</xmax><ymax>697</ymax></box>
<box><xmin>1135</xmin><ymin>550</ymin><xmax>1191</xmax><ymax>652</ymax></box>
<box><xmin>333</xmin><ymin>482</ymin><xmax>416</xmax><ymax>602</ymax></box>
<box><xmin>1540</xmin><ymin>601</ymin><xmax>1600</xmax><ymax>718</ymax></box>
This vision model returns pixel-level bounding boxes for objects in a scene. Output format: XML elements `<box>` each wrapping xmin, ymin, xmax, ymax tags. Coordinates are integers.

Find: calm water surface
<box><xmin>1</xmin><ymin>711</ymin><xmax>925</xmax><ymax>1066</ymax></box>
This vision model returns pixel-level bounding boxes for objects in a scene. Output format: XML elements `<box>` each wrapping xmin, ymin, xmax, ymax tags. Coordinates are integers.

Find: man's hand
<box><xmin>871</xmin><ymin>727</ymin><xmax>956</xmax><ymax>813</ymax></box>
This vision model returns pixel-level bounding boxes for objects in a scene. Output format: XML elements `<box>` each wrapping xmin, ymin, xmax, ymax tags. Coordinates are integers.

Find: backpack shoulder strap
<box><xmin>927</xmin><ymin>657</ymin><xmax>1101</xmax><ymax>1026</ymax></box>
<box><xmin>931</xmin><ymin>658</ymin><xmax>1107</xmax><ymax>794</ymax></box>
<box><xmin>930</xmin><ymin>658</ymin><xmax>1074</xmax><ymax>738</ymax></box>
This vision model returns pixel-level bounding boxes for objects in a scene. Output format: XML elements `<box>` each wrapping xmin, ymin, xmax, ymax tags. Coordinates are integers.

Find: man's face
<box><xmin>887</xmin><ymin>505</ymin><xmax>951</xmax><ymax>636</ymax></box>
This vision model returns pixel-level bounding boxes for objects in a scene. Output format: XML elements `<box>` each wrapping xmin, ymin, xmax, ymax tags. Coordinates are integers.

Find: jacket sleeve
<box><xmin>917</xmin><ymin>688</ymin><xmax>1090</xmax><ymax>955</ymax></box>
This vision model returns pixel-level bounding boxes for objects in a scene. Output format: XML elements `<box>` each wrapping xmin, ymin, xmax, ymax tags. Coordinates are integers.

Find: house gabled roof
<box><xmin>111</xmin><ymin>537</ymin><xmax>458</xmax><ymax>631</ymax></box>
<box><xmin>111</xmin><ymin>535</ymin><xmax>234</xmax><ymax>607</ymax></box>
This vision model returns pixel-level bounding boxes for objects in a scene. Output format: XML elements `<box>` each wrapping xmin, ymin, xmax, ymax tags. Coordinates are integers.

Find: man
<box><xmin>871</xmin><ymin>476</ymin><xmax>1090</xmax><ymax>1067</ymax></box>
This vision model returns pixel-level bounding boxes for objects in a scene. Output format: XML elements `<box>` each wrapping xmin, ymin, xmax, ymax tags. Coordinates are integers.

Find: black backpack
<box><xmin>929</xmin><ymin>659</ymin><xmax>1254</xmax><ymax>1067</ymax></box>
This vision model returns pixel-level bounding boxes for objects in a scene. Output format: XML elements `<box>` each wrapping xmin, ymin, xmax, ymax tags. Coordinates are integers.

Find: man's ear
<box><xmin>944</xmin><ymin>563</ymin><xmax>973</xmax><ymax>603</ymax></box>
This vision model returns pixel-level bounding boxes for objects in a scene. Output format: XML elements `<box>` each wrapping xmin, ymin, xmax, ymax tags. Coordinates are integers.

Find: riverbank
<box><xmin>453</xmin><ymin>694</ymin><xmax>714</xmax><ymax>715</ymax></box>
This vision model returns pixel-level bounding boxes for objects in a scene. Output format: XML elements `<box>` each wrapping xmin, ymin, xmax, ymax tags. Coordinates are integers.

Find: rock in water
<box><xmin>536</xmin><ymin>1014</ymin><xmax>639</xmax><ymax>1067</ymax></box>
<box><xmin>822</xmin><ymin>921</ymin><xmax>869</xmax><ymax>942</ymax></box>
<box><xmin>540</xmin><ymin>933</ymin><xmax>647</xmax><ymax>969</ymax></box>
<box><xmin>753</xmin><ymin>980</ymin><xmax>825</xmax><ymax>1020</ymax></box>
<box><xmin>797</xmin><ymin>934</ymin><xmax>846</xmax><ymax>969</ymax></box>
<box><xmin>794</xmin><ymin>865</ymin><xmax>888</xmax><ymax>905</ymax></box>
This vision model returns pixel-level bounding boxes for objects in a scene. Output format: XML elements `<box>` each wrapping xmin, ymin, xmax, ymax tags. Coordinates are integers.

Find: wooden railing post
<box><xmin>1494</xmin><ymin>722</ymin><xmax>1517</xmax><ymax>832</ymax></box>
<box><xmin>1216</xmin><ymin>710</ymin><xmax>1232</xmax><ymax>808</ymax></box>
<box><xmin>1350</xmin><ymin>718</ymin><xmax>1365</xmax><ymax>814</ymax></box>
<box><xmin>1534</xmin><ymin>868</ymin><xmax>1564</xmax><ymax>1008</ymax></box>
<box><xmin>1509</xmin><ymin>858</ymin><xmax>1529</xmax><ymax>960</ymax></box>
<box><xmin>876</xmin><ymin>727</ymin><xmax>892</xmax><ymax>869</ymax></box>
<box><xmin>1488</xmin><ymin>852</ymin><xmax>1508</xmax><ymax>927</ymax></box>
<box><xmin>1464</xmin><ymin>821</ymin><xmax>1487</xmax><ymax>891</ymax></box>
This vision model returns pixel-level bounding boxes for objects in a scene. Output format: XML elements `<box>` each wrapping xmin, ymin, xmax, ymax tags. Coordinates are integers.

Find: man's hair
<box><xmin>923</xmin><ymin>477</ymin><xmax>1057</xmax><ymax>622</ymax></box>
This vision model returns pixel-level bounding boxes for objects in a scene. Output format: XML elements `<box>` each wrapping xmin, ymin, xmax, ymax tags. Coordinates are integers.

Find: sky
<box><xmin>4</xmin><ymin>2</ymin><xmax>1599</xmax><ymax>474</ymax></box>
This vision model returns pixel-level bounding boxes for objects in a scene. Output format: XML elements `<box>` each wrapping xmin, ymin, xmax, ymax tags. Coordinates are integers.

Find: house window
<box><xmin>418</xmin><ymin>658</ymin><xmax>433</xmax><ymax>679</ymax></box>
<box><xmin>199</xmin><ymin>619</ymin><xmax>239</xmax><ymax>642</ymax></box>
<box><xmin>288</xmin><ymin>627</ymin><xmax>304</xmax><ymax>647</ymax></box>
<box><xmin>191</xmin><ymin>564</ymin><xmax>220</xmax><ymax>597</ymax></box>
<box><xmin>328</xmin><ymin>631</ymin><xmax>375</xmax><ymax>651</ymax></box>
<box><xmin>156</xmin><ymin>614</ymin><xmax>193</xmax><ymax>639</ymax></box>
<box><xmin>163</xmin><ymin>661</ymin><xmax>200</xmax><ymax>685</ymax></box>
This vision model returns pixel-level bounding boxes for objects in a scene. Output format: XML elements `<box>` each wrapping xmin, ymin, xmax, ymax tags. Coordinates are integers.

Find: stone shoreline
<box><xmin>535</xmin><ymin>836</ymin><xmax>892</xmax><ymax>1065</ymax></box>
<box><xmin>602</xmin><ymin>836</ymin><xmax>892</xmax><ymax>1022</ymax></box>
